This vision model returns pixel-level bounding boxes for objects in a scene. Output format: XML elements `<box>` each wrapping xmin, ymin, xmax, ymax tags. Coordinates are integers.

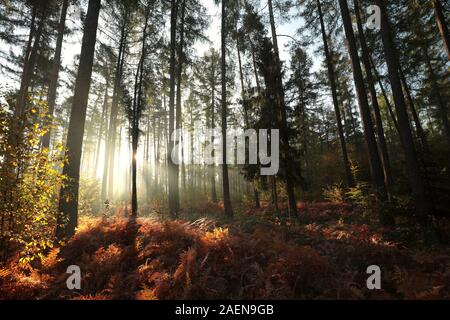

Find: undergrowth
<box><xmin>0</xmin><ymin>203</ymin><xmax>449</xmax><ymax>300</ymax></box>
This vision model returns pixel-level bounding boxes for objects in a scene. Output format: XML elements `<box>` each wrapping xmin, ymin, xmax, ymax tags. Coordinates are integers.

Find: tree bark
<box><xmin>268</xmin><ymin>0</ymin><xmax>297</xmax><ymax>217</ymax></box>
<box><xmin>210</xmin><ymin>71</ymin><xmax>218</xmax><ymax>203</ymax></box>
<box><xmin>375</xmin><ymin>0</ymin><xmax>434</xmax><ymax>224</ymax></box>
<box><xmin>95</xmin><ymin>78</ymin><xmax>109</xmax><ymax>175</ymax></box>
<box><xmin>317</xmin><ymin>0</ymin><xmax>353</xmax><ymax>188</ymax></box>
<box><xmin>175</xmin><ymin>0</ymin><xmax>186</xmax><ymax>204</ymax></box>
<box><xmin>131</xmin><ymin>130</ymin><xmax>138</xmax><ymax>218</ymax></box>
<box><xmin>57</xmin><ymin>0</ymin><xmax>101</xmax><ymax>240</ymax></box>
<box><xmin>249</xmin><ymin>39</ymin><xmax>261</xmax><ymax>94</ymax></box>
<box><xmin>168</xmin><ymin>0</ymin><xmax>179</xmax><ymax>217</ymax></box>
<box><xmin>423</xmin><ymin>45</ymin><xmax>450</xmax><ymax>143</ymax></box>
<box><xmin>338</xmin><ymin>0</ymin><xmax>387</xmax><ymax>203</ymax></box>
<box><xmin>130</xmin><ymin>9</ymin><xmax>150</xmax><ymax>218</ymax></box>
<box><xmin>101</xmin><ymin>19</ymin><xmax>127</xmax><ymax>201</ymax></box>
<box><xmin>399</xmin><ymin>67</ymin><xmax>429</xmax><ymax>153</ymax></box>
<box><xmin>221</xmin><ymin>0</ymin><xmax>233</xmax><ymax>216</ymax></box>
<box><xmin>432</xmin><ymin>0</ymin><xmax>450</xmax><ymax>60</ymax></box>
<box><xmin>369</xmin><ymin>55</ymin><xmax>400</xmax><ymax>133</ymax></box>
<box><xmin>42</xmin><ymin>0</ymin><xmax>69</xmax><ymax>149</ymax></box>
<box><xmin>15</xmin><ymin>7</ymin><xmax>46</xmax><ymax>117</ymax></box>
<box><xmin>236</xmin><ymin>22</ymin><xmax>260</xmax><ymax>208</ymax></box>
<box><xmin>354</xmin><ymin>0</ymin><xmax>394</xmax><ymax>191</ymax></box>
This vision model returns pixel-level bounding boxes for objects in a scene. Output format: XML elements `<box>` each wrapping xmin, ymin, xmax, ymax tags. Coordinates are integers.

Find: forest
<box><xmin>0</xmin><ymin>0</ymin><xmax>449</xmax><ymax>300</ymax></box>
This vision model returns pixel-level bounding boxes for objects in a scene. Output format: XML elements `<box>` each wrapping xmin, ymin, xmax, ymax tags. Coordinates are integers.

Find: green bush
<box><xmin>0</xmin><ymin>96</ymin><xmax>65</xmax><ymax>264</ymax></box>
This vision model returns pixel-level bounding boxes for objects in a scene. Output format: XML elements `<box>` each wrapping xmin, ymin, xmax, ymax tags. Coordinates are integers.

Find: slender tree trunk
<box><xmin>43</xmin><ymin>0</ymin><xmax>69</xmax><ymax>149</ymax></box>
<box><xmin>370</xmin><ymin>56</ymin><xmax>400</xmax><ymax>132</ymax></box>
<box><xmin>56</xmin><ymin>0</ymin><xmax>101</xmax><ymax>241</ymax></box>
<box><xmin>15</xmin><ymin>5</ymin><xmax>36</xmax><ymax>116</ymax></box>
<box><xmin>108</xmin><ymin>43</ymin><xmax>127</xmax><ymax>200</ymax></box>
<box><xmin>354</xmin><ymin>0</ymin><xmax>394</xmax><ymax>191</ymax></box>
<box><xmin>236</xmin><ymin>23</ymin><xmax>260</xmax><ymax>208</ymax></box>
<box><xmin>432</xmin><ymin>0</ymin><xmax>450</xmax><ymax>60</ymax></box>
<box><xmin>399</xmin><ymin>67</ymin><xmax>429</xmax><ymax>152</ymax></box>
<box><xmin>221</xmin><ymin>0</ymin><xmax>233</xmax><ymax>216</ymax></box>
<box><xmin>176</xmin><ymin>0</ymin><xmax>186</xmax><ymax>203</ymax></box>
<box><xmin>249</xmin><ymin>40</ymin><xmax>261</xmax><ymax>94</ymax></box>
<box><xmin>16</xmin><ymin>8</ymin><xmax>46</xmax><ymax>117</ymax></box>
<box><xmin>338</xmin><ymin>0</ymin><xmax>387</xmax><ymax>205</ymax></box>
<box><xmin>130</xmin><ymin>10</ymin><xmax>149</xmax><ymax>218</ymax></box>
<box><xmin>272</xmin><ymin>176</ymin><xmax>279</xmax><ymax>213</ymax></box>
<box><xmin>423</xmin><ymin>46</ymin><xmax>450</xmax><ymax>143</ymax></box>
<box><xmin>375</xmin><ymin>0</ymin><xmax>435</xmax><ymax>226</ymax></box>
<box><xmin>95</xmin><ymin>79</ymin><xmax>109</xmax><ymax>175</ymax></box>
<box><xmin>102</xmin><ymin>21</ymin><xmax>127</xmax><ymax>201</ymax></box>
<box><xmin>168</xmin><ymin>0</ymin><xmax>179</xmax><ymax>217</ymax></box>
<box><xmin>23</xmin><ymin>6</ymin><xmax>37</xmax><ymax>78</ymax></box>
<box><xmin>144</xmin><ymin>113</ymin><xmax>151</xmax><ymax>196</ymax></box>
<box><xmin>210</xmin><ymin>76</ymin><xmax>218</xmax><ymax>203</ymax></box>
<box><xmin>131</xmin><ymin>128</ymin><xmax>138</xmax><ymax>218</ymax></box>
<box><xmin>317</xmin><ymin>0</ymin><xmax>353</xmax><ymax>187</ymax></box>
<box><xmin>268</xmin><ymin>0</ymin><xmax>297</xmax><ymax>217</ymax></box>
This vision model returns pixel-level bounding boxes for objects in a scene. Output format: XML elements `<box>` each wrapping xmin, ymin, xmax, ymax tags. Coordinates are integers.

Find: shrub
<box><xmin>0</xmin><ymin>96</ymin><xmax>65</xmax><ymax>264</ymax></box>
<box><xmin>346</xmin><ymin>162</ymin><xmax>376</xmax><ymax>209</ymax></box>
<box><xmin>323</xmin><ymin>183</ymin><xmax>345</xmax><ymax>203</ymax></box>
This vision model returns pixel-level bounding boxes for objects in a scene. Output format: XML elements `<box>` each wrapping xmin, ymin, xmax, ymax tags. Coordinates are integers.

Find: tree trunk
<box><xmin>130</xmin><ymin>10</ymin><xmax>149</xmax><ymax>218</ymax></box>
<box><xmin>210</xmin><ymin>70</ymin><xmax>218</xmax><ymax>203</ymax></box>
<box><xmin>176</xmin><ymin>0</ymin><xmax>186</xmax><ymax>203</ymax></box>
<box><xmin>15</xmin><ymin>7</ymin><xmax>46</xmax><ymax>117</ymax></box>
<box><xmin>221</xmin><ymin>0</ymin><xmax>233</xmax><ymax>217</ymax></box>
<box><xmin>131</xmin><ymin>129</ymin><xmax>138</xmax><ymax>218</ymax></box>
<box><xmin>317</xmin><ymin>0</ymin><xmax>353</xmax><ymax>188</ymax></box>
<box><xmin>168</xmin><ymin>0</ymin><xmax>179</xmax><ymax>217</ymax></box>
<box><xmin>423</xmin><ymin>45</ymin><xmax>450</xmax><ymax>143</ymax></box>
<box><xmin>249</xmin><ymin>39</ymin><xmax>261</xmax><ymax>94</ymax></box>
<box><xmin>42</xmin><ymin>0</ymin><xmax>69</xmax><ymax>149</ymax></box>
<box><xmin>23</xmin><ymin>6</ymin><xmax>37</xmax><ymax>79</ymax></box>
<box><xmin>375</xmin><ymin>0</ymin><xmax>435</xmax><ymax>225</ymax></box>
<box><xmin>236</xmin><ymin>22</ymin><xmax>260</xmax><ymax>208</ymax></box>
<box><xmin>399</xmin><ymin>67</ymin><xmax>429</xmax><ymax>153</ymax></box>
<box><xmin>338</xmin><ymin>0</ymin><xmax>387</xmax><ymax>204</ymax></box>
<box><xmin>354</xmin><ymin>0</ymin><xmax>394</xmax><ymax>191</ymax></box>
<box><xmin>369</xmin><ymin>55</ymin><xmax>400</xmax><ymax>133</ymax></box>
<box><xmin>432</xmin><ymin>0</ymin><xmax>450</xmax><ymax>60</ymax></box>
<box><xmin>101</xmin><ymin>20</ymin><xmax>127</xmax><ymax>201</ymax></box>
<box><xmin>57</xmin><ymin>0</ymin><xmax>101</xmax><ymax>241</ymax></box>
<box><xmin>268</xmin><ymin>0</ymin><xmax>297</xmax><ymax>217</ymax></box>
<box><xmin>95</xmin><ymin>78</ymin><xmax>109</xmax><ymax>175</ymax></box>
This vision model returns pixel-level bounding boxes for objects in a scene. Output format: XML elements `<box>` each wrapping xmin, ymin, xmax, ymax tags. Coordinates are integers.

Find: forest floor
<box><xmin>1</xmin><ymin>202</ymin><xmax>450</xmax><ymax>300</ymax></box>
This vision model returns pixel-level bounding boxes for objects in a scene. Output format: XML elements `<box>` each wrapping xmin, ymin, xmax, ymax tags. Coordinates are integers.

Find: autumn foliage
<box><xmin>1</xmin><ymin>203</ymin><xmax>449</xmax><ymax>300</ymax></box>
<box><xmin>0</xmin><ymin>99</ymin><xmax>65</xmax><ymax>264</ymax></box>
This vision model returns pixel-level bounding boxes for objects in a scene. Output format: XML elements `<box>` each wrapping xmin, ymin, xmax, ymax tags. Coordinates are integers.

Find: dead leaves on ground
<box><xmin>0</xmin><ymin>202</ymin><xmax>449</xmax><ymax>300</ymax></box>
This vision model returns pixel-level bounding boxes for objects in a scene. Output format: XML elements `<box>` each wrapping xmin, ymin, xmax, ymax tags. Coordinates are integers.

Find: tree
<box><xmin>125</xmin><ymin>3</ymin><xmax>151</xmax><ymax>218</ymax></box>
<box><xmin>374</xmin><ymin>0</ymin><xmax>435</xmax><ymax>230</ymax></box>
<box><xmin>193</xmin><ymin>49</ymin><xmax>222</xmax><ymax>204</ymax></box>
<box><xmin>42</xmin><ymin>0</ymin><xmax>70</xmax><ymax>149</ymax></box>
<box><xmin>168</xmin><ymin>0</ymin><xmax>179</xmax><ymax>217</ymax></box>
<box><xmin>101</xmin><ymin>1</ymin><xmax>135</xmax><ymax>202</ymax></box>
<box><xmin>353</xmin><ymin>0</ymin><xmax>393</xmax><ymax>191</ymax></box>
<box><xmin>432</xmin><ymin>0</ymin><xmax>450</xmax><ymax>59</ymax></box>
<box><xmin>338</xmin><ymin>0</ymin><xmax>388</xmax><ymax>213</ymax></box>
<box><xmin>221</xmin><ymin>0</ymin><xmax>233</xmax><ymax>217</ymax></box>
<box><xmin>267</xmin><ymin>0</ymin><xmax>297</xmax><ymax>217</ymax></box>
<box><xmin>286</xmin><ymin>44</ymin><xmax>317</xmax><ymax>188</ymax></box>
<box><xmin>316</xmin><ymin>0</ymin><xmax>353</xmax><ymax>187</ymax></box>
<box><xmin>175</xmin><ymin>0</ymin><xmax>186</xmax><ymax>206</ymax></box>
<box><xmin>56</xmin><ymin>0</ymin><xmax>101</xmax><ymax>240</ymax></box>
<box><xmin>15</xmin><ymin>2</ymin><xmax>48</xmax><ymax>117</ymax></box>
<box><xmin>175</xmin><ymin>0</ymin><xmax>209</xmax><ymax>203</ymax></box>
<box><xmin>231</xmin><ymin>0</ymin><xmax>261</xmax><ymax>208</ymax></box>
